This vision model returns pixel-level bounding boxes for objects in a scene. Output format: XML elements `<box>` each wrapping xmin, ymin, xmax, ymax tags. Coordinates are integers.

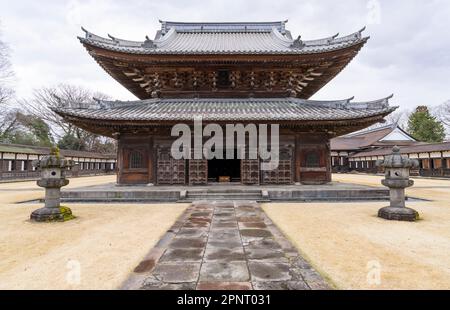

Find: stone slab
<box><xmin>150</xmin><ymin>263</ymin><xmax>201</xmax><ymax>283</ymax></box>
<box><xmin>123</xmin><ymin>200</ymin><xmax>330</xmax><ymax>290</ymax></box>
<box><xmin>197</xmin><ymin>282</ymin><xmax>252</xmax><ymax>290</ymax></box>
<box><xmin>199</xmin><ymin>262</ymin><xmax>250</xmax><ymax>282</ymax></box>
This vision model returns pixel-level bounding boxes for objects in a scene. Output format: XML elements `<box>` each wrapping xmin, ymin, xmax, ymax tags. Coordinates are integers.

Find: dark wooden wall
<box><xmin>295</xmin><ymin>133</ymin><xmax>331</xmax><ymax>185</ymax></box>
<box><xmin>117</xmin><ymin>131</ymin><xmax>331</xmax><ymax>185</ymax></box>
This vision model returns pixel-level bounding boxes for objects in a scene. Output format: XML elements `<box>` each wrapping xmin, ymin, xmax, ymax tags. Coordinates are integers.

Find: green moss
<box><xmin>58</xmin><ymin>206</ymin><xmax>75</xmax><ymax>222</ymax></box>
<box><xmin>50</xmin><ymin>146</ymin><xmax>61</xmax><ymax>158</ymax></box>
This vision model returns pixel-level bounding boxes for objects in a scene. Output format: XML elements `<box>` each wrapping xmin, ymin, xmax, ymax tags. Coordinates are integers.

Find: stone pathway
<box><xmin>121</xmin><ymin>201</ymin><xmax>330</xmax><ymax>290</ymax></box>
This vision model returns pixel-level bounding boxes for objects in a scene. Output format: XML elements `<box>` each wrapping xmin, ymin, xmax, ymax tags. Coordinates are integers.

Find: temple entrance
<box><xmin>208</xmin><ymin>159</ymin><xmax>241</xmax><ymax>183</ymax></box>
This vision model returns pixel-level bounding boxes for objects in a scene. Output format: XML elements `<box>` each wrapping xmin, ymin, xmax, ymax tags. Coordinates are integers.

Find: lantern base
<box><xmin>30</xmin><ymin>206</ymin><xmax>75</xmax><ymax>222</ymax></box>
<box><xmin>378</xmin><ymin>206</ymin><xmax>419</xmax><ymax>222</ymax></box>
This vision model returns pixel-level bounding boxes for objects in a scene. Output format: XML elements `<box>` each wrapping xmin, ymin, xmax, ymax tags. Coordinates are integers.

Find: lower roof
<box><xmin>54</xmin><ymin>97</ymin><xmax>396</xmax><ymax>123</ymax></box>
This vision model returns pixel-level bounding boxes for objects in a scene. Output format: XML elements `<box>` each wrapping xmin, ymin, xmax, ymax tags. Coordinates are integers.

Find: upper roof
<box><xmin>79</xmin><ymin>20</ymin><xmax>368</xmax><ymax>55</ymax></box>
<box><xmin>159</xmin><ymin>21</ymin><xmax>289</xmax><ymax>34</ymax></box>
<box><xmin>331</xmin><ymin>123</ymin><xmax>417</xmax><ymax>151</ymax></box>
<box><xmin>54</xmin><ymin>96</ymin><xmax>395</xmax><ymax>123</ymax></box>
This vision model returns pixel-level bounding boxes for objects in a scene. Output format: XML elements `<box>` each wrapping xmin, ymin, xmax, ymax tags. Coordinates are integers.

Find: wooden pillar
<box><xmin>117</xmin><ymin>138</ymin><xmax>123</xmax><ymax>184</ymax></box>
<box><xmin>295</xmin><ymin>134</ymin><xmax>302</xmax><ymax>184</ymax></box>
<box><xmin>15</xmin><ymin>154</ymin><xmax>21</xmax><ymax>172</ymax></box>
<box><xmin>148</xmin><ymin>136</ymin><xmax>155</xmax><ymax>184</ymax></box>
<box><xmin>324</xmin><ymin>138</ymin><xmax>332</xmax><ymax>182</ymax></box>
<box><xmin>26</xmin><ymin>155</ymin><xmax>33</xmax><ymax>172</ymax></box>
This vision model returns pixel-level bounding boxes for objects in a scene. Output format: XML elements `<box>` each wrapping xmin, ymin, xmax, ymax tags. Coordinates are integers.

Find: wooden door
<box><xmin>156</xmin><ymin>147</ymin><xmax>186</xmax><ymax>185</ymax></box>
<box><xmin>188</xmin><ymin>159</ymin><xmax>208</xmax><ymax>185</ymax></box>
<box><xmin>261</xmin><ymin>148</ymin><xmax>293</xmax><ymax>185</ymax></box>
<box><xmin>241</xmin><ymin>158</ymin><xmax>260</xmax><ymax>185</ymax></box>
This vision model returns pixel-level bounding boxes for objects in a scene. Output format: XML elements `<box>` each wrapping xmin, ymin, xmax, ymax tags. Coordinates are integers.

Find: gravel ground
<box><xmin>262</xmin><ymin>174</ymin><xmax>450</xmax><ymax>289</ymax></box>
<box><xmin>0</xmin><ymin>176</ymin><xmax>188</xmax><ymax>289</ymax></box>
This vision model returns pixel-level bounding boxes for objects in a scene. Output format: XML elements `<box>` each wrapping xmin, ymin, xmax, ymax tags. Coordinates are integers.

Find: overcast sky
<box><xmin>1</xmin><ymin>0</ymin><xmax>449</xmax><ymax>112</ymax></box>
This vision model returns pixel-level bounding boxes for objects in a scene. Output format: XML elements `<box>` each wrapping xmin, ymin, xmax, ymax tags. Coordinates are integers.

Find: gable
<box><xmin>380</xmin><ymin>128</ymin><xmax>416</xmax><ymax>142</ymax></box>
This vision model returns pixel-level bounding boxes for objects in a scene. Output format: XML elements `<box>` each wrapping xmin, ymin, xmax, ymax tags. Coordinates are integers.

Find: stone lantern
<box><xmin>30</xmin><ymin>147</ymin><xmax>75</xmax><ymax>222</ymax></box>
<box><xmin>375</xmin><ymin>146</ymin><xmax>420</xmax><ymax>222</ymax></box>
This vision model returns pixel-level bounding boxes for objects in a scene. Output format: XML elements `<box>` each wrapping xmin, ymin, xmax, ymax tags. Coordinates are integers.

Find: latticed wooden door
<box><xmin>188</xmin><ymin>159</ymin><xmax>208</xmax><ymax>185</ymax></box>
<box><xmin>261</xmin><ymin>148</ymin><xmax>294</xmax><ymax>184</ymax></box>
<box><xmin>241</xmin><ymin>150</ymin><xmax>260</xmax><ymax>185</ymax></box>
<box><xmin>156</xmin><ymin>147</ymin><xmax>186</xmax><ymax>185</ymax></box>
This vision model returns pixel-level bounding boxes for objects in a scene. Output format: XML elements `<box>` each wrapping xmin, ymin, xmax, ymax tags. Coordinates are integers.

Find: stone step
<box><xmin>185</xmin><ymin>189</ymin><xmax>264</xmax><ymax>201</ymax></box>
<box><xmin>187</xmin><ymin>192</ymin><xmax>262</xmax><ymax>196</ymax></box>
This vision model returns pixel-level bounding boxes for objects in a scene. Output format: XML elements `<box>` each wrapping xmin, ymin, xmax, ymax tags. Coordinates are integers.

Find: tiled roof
<box><xmin>331</xmin><ymin>124</ymin><xmax>417</xmax><ymax>151</ymax></box>
<box><xmin>332</xmin><ymin>124</ymin><xmax>396</xmax><ymax>150</ymax></box>
<box><xmin>79</xmin><ymin>21</ymin><xmax>368</xmax><ymax>55</ymax></box>
<box><xmin>350</xmin><ymin>142</ymin><xmax>450</xmax><ymax>158</ymax></box>
<box><xmin>54</xmin><ymin>97</ymin><xmax>396</xmax><ymax>122</ymax></box>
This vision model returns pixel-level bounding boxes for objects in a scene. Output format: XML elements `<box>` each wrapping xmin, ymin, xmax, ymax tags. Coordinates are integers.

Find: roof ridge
<box><xmin>291</xmin><ymin>27</ymin><xmax>368</xmax><ymax>49</ymax></box>
<box><xmin>79</xmin><ymin>23</ymin><xmax>369</xmax><ymax>55</ymax></box>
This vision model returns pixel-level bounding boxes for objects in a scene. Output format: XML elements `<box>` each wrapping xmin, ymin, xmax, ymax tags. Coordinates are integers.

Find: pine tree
<box><xmin>407</xmin><ymin>106</ymin><xmax>445</xmax><ymax>143</ymax></box>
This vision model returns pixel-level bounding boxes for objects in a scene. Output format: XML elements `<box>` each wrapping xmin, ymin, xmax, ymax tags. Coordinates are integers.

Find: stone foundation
<box><xmin>378</xmin><ymin>206</ymin><xmax>419</xmax><ymax>222</ymax></box>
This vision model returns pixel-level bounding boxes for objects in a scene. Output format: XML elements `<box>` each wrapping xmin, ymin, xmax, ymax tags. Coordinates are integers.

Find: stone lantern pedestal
<box><xmin>376</xmin><ymin>146</ymin><xmax>420</xmax><ymax>222</ymax></box>
<box><xmin>30</xmin><ymin>147</ymin><xmax>75</xmax><ymax>222</ymax></box>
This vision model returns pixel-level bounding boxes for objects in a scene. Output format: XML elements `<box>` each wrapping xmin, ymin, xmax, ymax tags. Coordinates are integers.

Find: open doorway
<box><xmin>208</xmin><ymin>159</ymin><xmax>241</xmax><ymax>183</ymax></box>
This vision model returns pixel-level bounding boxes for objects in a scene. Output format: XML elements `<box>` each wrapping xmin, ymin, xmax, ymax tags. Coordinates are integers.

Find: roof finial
<box><xmin>354</xmin><ymin>26</ymin><xmax>367</xmax><ymax>39</ymax></box>
<box><xmin>81</xmin><ymin>26</ymin><xmax>92</xmax><ymax>39</ymax></box>
<box><xmin>142</xmin><ymin>36</ymin><xmax>156</xmax><ymax>48</ymax></box>
<box><xmin>291</xmin><ymin>35</ymin><xmax>304</xmax><ymax>49</ymax></box>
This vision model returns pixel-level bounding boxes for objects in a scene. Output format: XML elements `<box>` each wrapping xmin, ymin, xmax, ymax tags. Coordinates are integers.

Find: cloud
<box><xmin>1</xmin><ymin>0</ymin><xmax>449</xmax><ymax>111</ymax></box>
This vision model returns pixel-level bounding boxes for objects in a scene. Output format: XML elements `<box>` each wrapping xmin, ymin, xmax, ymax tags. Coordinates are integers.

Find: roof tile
<box><xmin>54</xmin><ymin>97</ymin><xmax>395</xmax><ymax>122</ymax></box>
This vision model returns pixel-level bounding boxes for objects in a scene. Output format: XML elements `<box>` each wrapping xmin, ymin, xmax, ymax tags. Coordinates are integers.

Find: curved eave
<box><xmin>80</xmin><ymin>39</ymin><xmax>368</xmax><ymax>100</ymax></box>
<box><xmin>55</xmin><ymin>107</ymin><xmax>395</xmax><ymax>124</ymax></box>
<box><xmin>79</xmin><ymin>35</ymin><xmax>369</xmax><ymax>56</ymax></box>
<box><xmin>58</xmin><ymin>113</ymin><xmax>395</xmax><ymax>139</ymax></box>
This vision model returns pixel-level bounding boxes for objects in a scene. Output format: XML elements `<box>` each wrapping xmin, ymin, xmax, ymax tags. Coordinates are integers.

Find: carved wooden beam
<box><xmin>249</xmin><ymin>71</ymin><xmax>256</xmax><ymax>89</ymax></box>
<box><xmin>151</xmin><ymin>72</ymin><xmax>161</xmax><ymax>98</ymax></box>
<box><xmin>209</xmin><ymin>71</ymin><xmax>218</xmax><ymax>91</ymax></box>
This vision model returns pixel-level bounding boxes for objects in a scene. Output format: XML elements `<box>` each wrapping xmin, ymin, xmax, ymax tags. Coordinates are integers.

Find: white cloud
<box><xmin>1</xmin><ymin>0</ymin><xmax>449</xmax><ymax>110</ymax></box>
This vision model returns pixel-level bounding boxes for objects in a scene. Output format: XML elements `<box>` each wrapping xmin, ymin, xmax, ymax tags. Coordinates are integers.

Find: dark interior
<box><xmin>208</xmin><ymin>159</ymin><xmax>241</xmax><ymax>182</ymax></box>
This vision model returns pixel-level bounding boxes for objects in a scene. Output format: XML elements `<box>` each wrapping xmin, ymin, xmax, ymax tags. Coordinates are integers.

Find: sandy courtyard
<box><xmin>263</xmin><ymin>174</ymin><xmax>450</xmax><ymax>290</ymax></box>
<box><xmin>1</xmin><ymin>174</ymin><xmax>450</xmax><ymax>290</ymax></box>
<box><xmin>0</xmin><ymin>176</ymin><xmax>188</xmax><ymax>289</ymax></box>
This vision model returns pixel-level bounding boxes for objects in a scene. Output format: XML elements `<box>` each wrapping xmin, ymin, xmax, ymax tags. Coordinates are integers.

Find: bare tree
<box><xmin>0</xmin><ymin>20</ymin><xmax>17</xmax><ymax>141</ymax></box>
<box><xmin>434</xmin><ymin>100</ymin><xmax>450</xmax><ymax>139</ymax></box>
<box><xmin>434</xmin><ymin>100</ymin><xmax>450</xmax><ymax>126</ymax></box>
<box><xmin>21</xmin><ymin>83</ymin><xmax>115</xmax><ymax>152</ymax></box>
<box><xmin>385</xmin><ymin>110</ymin><xmax>407</xmax><ymax>129</ymax></box>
